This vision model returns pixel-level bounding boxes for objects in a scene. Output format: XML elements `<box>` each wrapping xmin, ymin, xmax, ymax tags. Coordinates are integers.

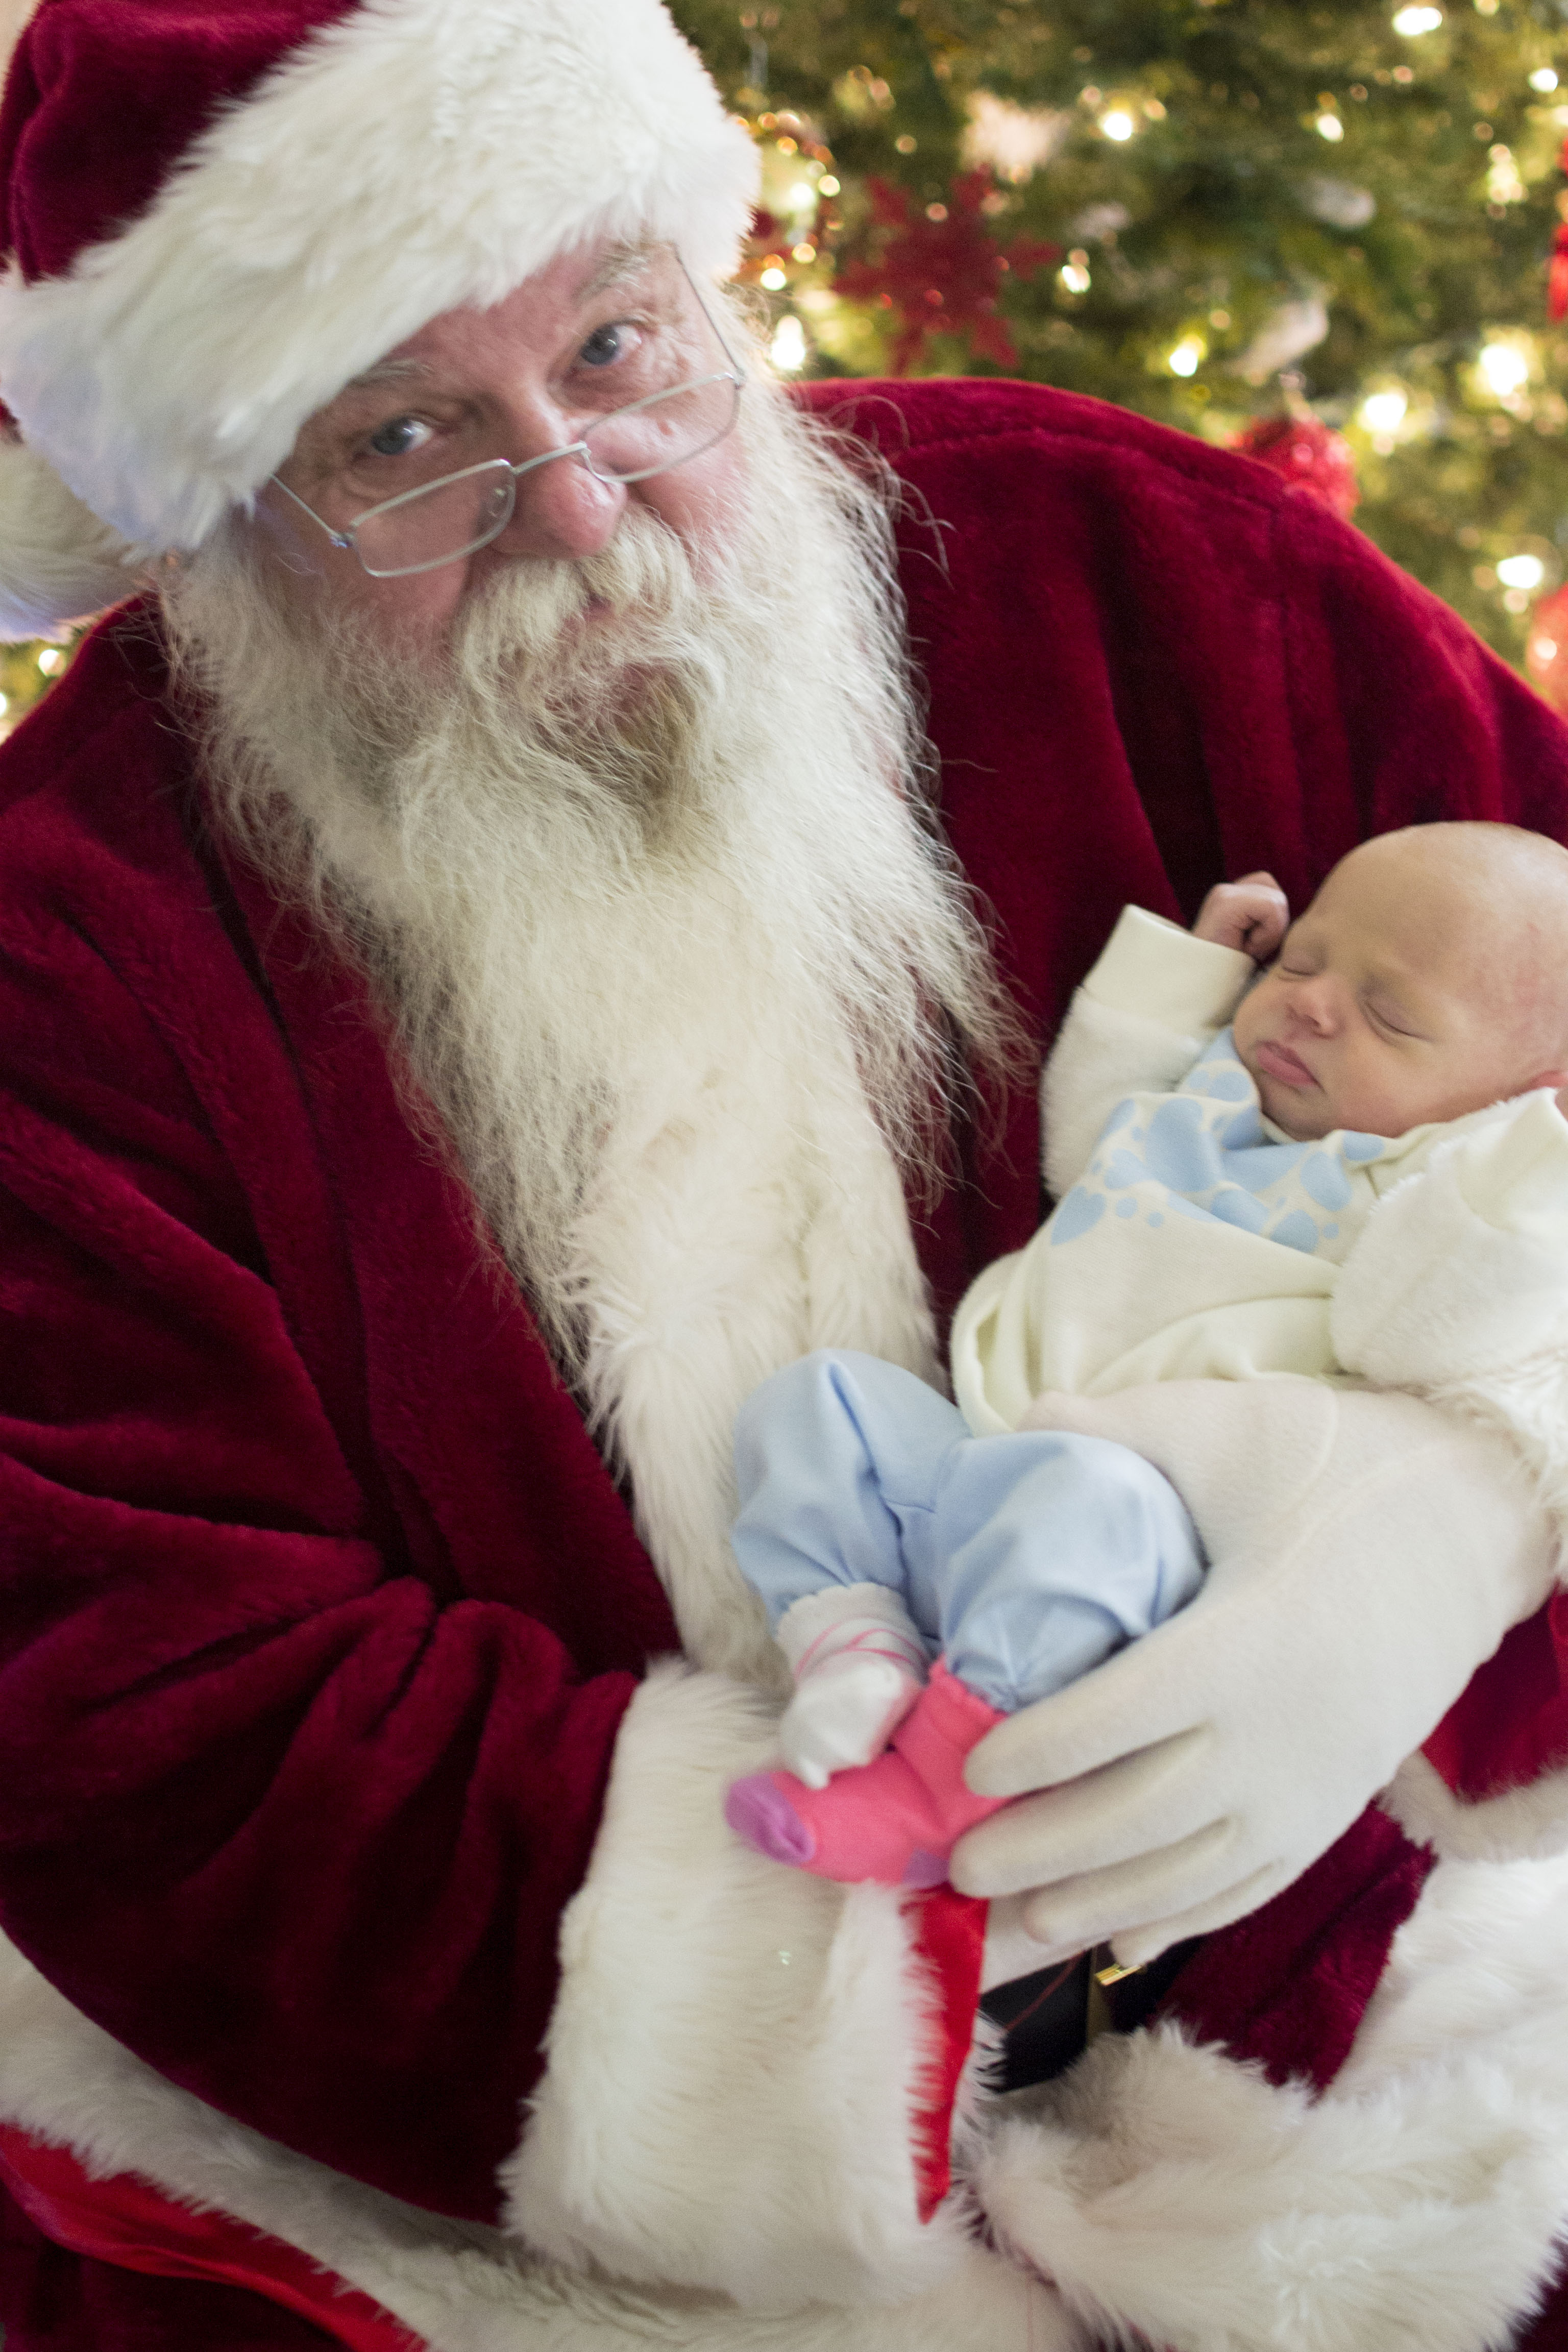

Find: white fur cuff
<box><xmin>502</xmin><ymin>1661</ymin><xmax>972</xmax><ymax>2309</ymax></box>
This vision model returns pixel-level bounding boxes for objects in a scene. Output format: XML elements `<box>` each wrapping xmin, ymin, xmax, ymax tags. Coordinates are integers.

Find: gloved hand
<box><xmin>951</xmin><ymin>1377</ymin><xmax>1557</xmax><ymax>1966</ymax></box>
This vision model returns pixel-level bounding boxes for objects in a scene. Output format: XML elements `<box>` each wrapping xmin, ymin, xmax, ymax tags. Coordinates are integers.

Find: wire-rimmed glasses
<box><xmin>269</xmin><ymin>262</ymin><xmax>746</xmax><ymax>580</ymax></box>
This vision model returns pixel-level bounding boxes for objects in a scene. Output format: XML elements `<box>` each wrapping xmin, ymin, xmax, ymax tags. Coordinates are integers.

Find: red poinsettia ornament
<box><xmin>834</xmin><ymin>168</ymin><xmax>1057</xmax><ymax>374</ymax></box>
<box><xmin>1550</xmin><ymin>226</ymin><xmax>1568</xmax><ymax>326</ymax></box>
<box><xmin>1230</xmin><ymin>413</ymin><xmax>1360</xmax><ymax>522</ymax></box>
<box><xmin>1527</xmin><ymin>583</ymin><xmax>1568</xmax><ymax>721</ymax></box>
<box><xmin>1549</xmin><ymin>140</ymin><xmax>1568</xmax><ymax>323</ymax></box>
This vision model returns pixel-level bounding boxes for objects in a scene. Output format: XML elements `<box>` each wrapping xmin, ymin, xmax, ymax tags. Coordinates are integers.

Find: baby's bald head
<box><xmin>1331</xmin><ymin>822</ymin><xmax>1568</xmax><ymax>1080</ymax></box>
<box><xmin>1234</xmin><ymin>822</ymin><xmax>1568</xmax><ymax>1139</ymax></box>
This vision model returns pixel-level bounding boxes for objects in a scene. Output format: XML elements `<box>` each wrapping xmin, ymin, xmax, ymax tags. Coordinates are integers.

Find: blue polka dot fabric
<box><xmin>1050</xmin><ymin>1030</ymin><xmax>1387</xmax><ymax>1265</ymax></box>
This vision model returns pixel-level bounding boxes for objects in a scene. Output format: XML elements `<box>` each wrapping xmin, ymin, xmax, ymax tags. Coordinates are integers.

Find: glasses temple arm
<box><xmin>266</xmin><ymin>474</ymin><xmax>352</xmax><ymax>549</ymax></box>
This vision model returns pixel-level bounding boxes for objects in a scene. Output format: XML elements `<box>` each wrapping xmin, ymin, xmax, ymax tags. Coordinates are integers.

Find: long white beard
<box><xmin>164</xmin><ymin>377</ymin><xmax>1017</xmax><ymax>1678</ymax></box>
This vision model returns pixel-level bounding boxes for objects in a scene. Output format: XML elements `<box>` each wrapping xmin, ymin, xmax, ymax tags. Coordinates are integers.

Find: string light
<box><xmin>1392</xmin><ymin>6</ymin><xmax>1443</xmax><ymax>31</ymax></box>
<box><xmin>1530</xmin><ymin>67</ymin><xmax>1559</xmax><ymax>92</ymax></box>
<box><xmin>1100</xmin><ymin>108</ymin><xmax>1136</xmax><ymax>140</ymax></box>
<box><xmin>36</xmin><ymin>648</ymin><xmax>64</xmax><ymax>675</ymax></box>
<box><xmin>1168</xmin><ymin>334</ymin><xmax>1206</xmax><ymax>376</ymax></box>
<box><xmin>1316</xmin><ymin>112</ymin><xmax>1345</xmax><ymax>141</ymax></box>
<box><xmin>760</xmin><ymin>263</ymin><xmax>788</xmax><ymax>290</ymax></box>
<box><xmin>769</xmin><ymin>316</ymin><xmax>807</xmax><ymax>371</ymax></box>
<box><xmin>1498</xmin><ymin>553</ymin><xmax>1546</xmax><ymax>589</ymax></box>
<box><xmin>1360</xmin><ymin>387</ymin><xmax>1409</xmax><ymax>433</ymax></box>
<box><xmin>1477</xmin><ymin>338</ymin><xmax>1532</xmax><ymax>396</ymax></box>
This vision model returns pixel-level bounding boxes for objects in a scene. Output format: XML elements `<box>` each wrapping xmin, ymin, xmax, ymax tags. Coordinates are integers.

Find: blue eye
<box><xmin>580</xmin><ymin>324</ymin><xmax>627</xmax><ymax>369</ymax></box>
<box><xmin>367</xmin><ymin>415</ymin><xmax>427</xmax><ymax>458</ymax></box>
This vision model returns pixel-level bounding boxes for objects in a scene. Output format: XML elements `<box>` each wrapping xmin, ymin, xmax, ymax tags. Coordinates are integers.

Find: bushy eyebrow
<box><xmin>333</xmin><ymin>242</ymin><xmax>667</xmax><ymax>401</ymax></box>
<box><xmin>339</xmin><ymin>356</ymin><xmax>428</xmax><ymax>395</ymax></box>
<box><xmin>579</xmin><ymin>236</ymin><xmax>668</xmax><ymax>299</ymax></box>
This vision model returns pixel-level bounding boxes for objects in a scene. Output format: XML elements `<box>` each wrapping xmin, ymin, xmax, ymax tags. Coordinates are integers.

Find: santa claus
<box><xmin>1</xmin><ymin>2</ymin><xmax>1568</xmax><ymax>2347</ymax></box>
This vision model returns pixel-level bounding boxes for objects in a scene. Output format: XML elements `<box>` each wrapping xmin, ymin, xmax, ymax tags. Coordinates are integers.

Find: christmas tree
<box><xmin>670</xmin><ymin>0</ymin><xmax>1568</xmax><ymax>696</ymax></box>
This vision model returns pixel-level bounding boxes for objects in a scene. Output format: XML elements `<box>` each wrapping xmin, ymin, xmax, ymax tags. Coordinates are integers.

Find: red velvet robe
<box><xmin>2</xmin><ymin>377</ymin><xmax>1567</xmax><ymax>2347</ymax></box>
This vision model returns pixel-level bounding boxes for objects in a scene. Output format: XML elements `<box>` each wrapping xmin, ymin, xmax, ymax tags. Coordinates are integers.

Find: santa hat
<box><xmin>0</xmin><ymin>0</ymin><xmax>758</xmax><ymax>638</ymax></box>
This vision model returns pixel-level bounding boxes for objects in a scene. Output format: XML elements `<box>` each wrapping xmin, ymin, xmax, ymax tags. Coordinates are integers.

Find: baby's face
<box><xmin>1232</xmin><ymin>841</ymin><xmax>1565</xmax><ymax>1141</ymax></box>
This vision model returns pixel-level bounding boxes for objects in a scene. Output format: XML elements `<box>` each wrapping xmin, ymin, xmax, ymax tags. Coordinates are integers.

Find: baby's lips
<box><xmin>1254</xmin><ymin>1038</ymin><xmax>1315</xmax><ymax>1087</ymax></box>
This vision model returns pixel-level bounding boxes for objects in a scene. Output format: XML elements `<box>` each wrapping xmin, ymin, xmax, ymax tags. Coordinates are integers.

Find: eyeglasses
<box><xmin>269</xmin><ymin>265</ymin><xmax>746</xmax><ymax>580</ymax></box>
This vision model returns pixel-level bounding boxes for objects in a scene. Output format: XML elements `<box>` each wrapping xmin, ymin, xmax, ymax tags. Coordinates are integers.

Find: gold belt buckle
<box><xmin>1085</xmin><ymin>1944</ymin><xmax>1146</xmax><ymax>2045</ymax></box>
<box><xmin>1093</xmin><ymin>1954</ymin><xmax>1144</xmax><ymax>1988</ymax></box>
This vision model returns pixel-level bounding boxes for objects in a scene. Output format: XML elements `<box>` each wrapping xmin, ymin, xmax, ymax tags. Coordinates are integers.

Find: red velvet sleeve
<box><xmin>1265</xmin><ymin>485</ymin><xmax>1568</xmax><ymax>852</ymax></box>
<box><xmin>0</xmin><ymin>788</ymin><xmax>643</xmax><ymax>2226</ymax></box>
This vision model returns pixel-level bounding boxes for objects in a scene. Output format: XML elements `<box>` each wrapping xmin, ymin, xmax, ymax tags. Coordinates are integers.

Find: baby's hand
<box><xmin>1194</xmin><ymin>871</ymin><xmax>1289</xmax><ymax>961</ymax></box>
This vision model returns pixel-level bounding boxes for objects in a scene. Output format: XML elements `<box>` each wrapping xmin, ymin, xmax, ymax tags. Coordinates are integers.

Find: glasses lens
<box><xmin>580</xmin><ymin>375</ymin><xmax>742</xmax><ymax>484</ymax></box>
<box><xmin>353</xmin><ymin>464</ymin><xmax>515</xmax><ymax>579</ymax></box>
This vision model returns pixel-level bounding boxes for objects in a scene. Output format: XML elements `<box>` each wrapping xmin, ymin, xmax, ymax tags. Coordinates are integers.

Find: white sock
<box><xmin>774</xmin><ymin>1585</ymin><xmax>928</xmax><ymax>1790</ymax></box>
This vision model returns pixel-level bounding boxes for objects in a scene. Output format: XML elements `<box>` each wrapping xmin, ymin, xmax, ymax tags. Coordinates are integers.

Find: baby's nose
<box><xmin>1285</xmin><ymin>975</ymin><xmax>1337</xmax><ymax>1032</ymax></box>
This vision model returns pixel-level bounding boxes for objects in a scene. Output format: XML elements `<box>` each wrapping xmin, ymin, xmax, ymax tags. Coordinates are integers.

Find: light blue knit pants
<box><xmin>732</xmin><ymin>1350</ymin><xmax>1204</xmax><ymax>1712</ymax></box>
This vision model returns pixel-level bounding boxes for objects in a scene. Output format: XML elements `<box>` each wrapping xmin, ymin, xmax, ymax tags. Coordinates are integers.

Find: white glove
<box><xmin>951</xmin><ymin>1377</ymin><xmax>1557</xmax><ymax>1966</ymax></box>
<box><xmin>774</xmin><ymin>1582</ymin><xmax>927</xmax><ymax>1788</ymax></box>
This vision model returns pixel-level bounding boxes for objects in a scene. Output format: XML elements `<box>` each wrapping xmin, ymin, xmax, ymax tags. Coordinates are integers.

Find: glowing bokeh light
<box><xmin>769</xmin><ymin>316</ymin><xmax>807</xmax><ymax>372</ymax></box>
<box><xmin>1478</xmin><ymin>340</ymin><xmax>1532</xmax><ymax>397</ymax></box>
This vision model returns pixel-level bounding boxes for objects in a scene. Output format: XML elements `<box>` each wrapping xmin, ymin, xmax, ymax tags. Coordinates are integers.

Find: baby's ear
<box><xmin>1526</xmin><ymin>1071</ymin><xmax>1568</xmax><ymax>1120</ymax></box>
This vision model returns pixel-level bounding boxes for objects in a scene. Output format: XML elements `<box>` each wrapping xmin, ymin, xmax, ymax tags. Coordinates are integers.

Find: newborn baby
<box><xmin>725</xmin><ymin>821</ymin><xmax>1568</xmax><ymax>1889</ymax></box>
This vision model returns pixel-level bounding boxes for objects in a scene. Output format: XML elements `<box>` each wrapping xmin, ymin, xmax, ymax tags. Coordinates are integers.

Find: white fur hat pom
<box><xmin>0</xmin><ymin>435</ymin><xmax>141</xmax><ymax>642</ymax></box>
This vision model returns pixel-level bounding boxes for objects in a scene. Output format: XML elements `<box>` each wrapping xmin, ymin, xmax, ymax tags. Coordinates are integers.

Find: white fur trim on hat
<box><xmin>0</xmin><ymin>0</ymin><xmax>758</xmax><ymax>556</ymax></box>
<box><xmin>0</xmin><ymin>436</ymin><xmax>142</xmax><ymax>640</ymax></box>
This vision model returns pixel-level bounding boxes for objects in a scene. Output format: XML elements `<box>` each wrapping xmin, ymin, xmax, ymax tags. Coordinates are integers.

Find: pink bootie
<box><xmin>724</xmin><ymin>1661</ymin><xmax>1008</xmax><ymax>1888</ymax></box>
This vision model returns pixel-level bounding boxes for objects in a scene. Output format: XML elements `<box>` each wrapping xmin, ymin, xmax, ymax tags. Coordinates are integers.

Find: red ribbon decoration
<box><xmin>1550</xmin><ymin>139</ymin><xmax>1568</xmax><ymax>323</ymax></box>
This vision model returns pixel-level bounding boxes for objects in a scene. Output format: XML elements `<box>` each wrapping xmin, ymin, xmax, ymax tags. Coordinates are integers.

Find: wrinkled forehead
<box><xmin>334</xmin><ymin>239</ymin><xmax>682</xmax><ymax>398</ymax></box>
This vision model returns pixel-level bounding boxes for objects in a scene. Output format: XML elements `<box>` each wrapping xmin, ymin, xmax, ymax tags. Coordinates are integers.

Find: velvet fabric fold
<box><xmin>2</xmin><ymin>377</ymin><xmax>1567</xmax><ymax>2342</ymax></box>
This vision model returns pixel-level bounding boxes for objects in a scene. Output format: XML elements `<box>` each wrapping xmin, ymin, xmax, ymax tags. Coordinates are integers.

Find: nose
<box><xmin>1282</xmin><ymin>973</ymin><xmax>1339</xmax><ymax>1035</ymax></box>
<box><xmin>487</xmin><ymin>444</ymin><xmax>628</xmax><ymax>564</ymax></box>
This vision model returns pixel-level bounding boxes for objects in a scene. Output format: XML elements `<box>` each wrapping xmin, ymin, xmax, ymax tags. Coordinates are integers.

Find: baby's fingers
<box><xmin>1193</xmin><ymin>876</ymin><xmax>1288</xmax><ymax>958</ymax></box>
